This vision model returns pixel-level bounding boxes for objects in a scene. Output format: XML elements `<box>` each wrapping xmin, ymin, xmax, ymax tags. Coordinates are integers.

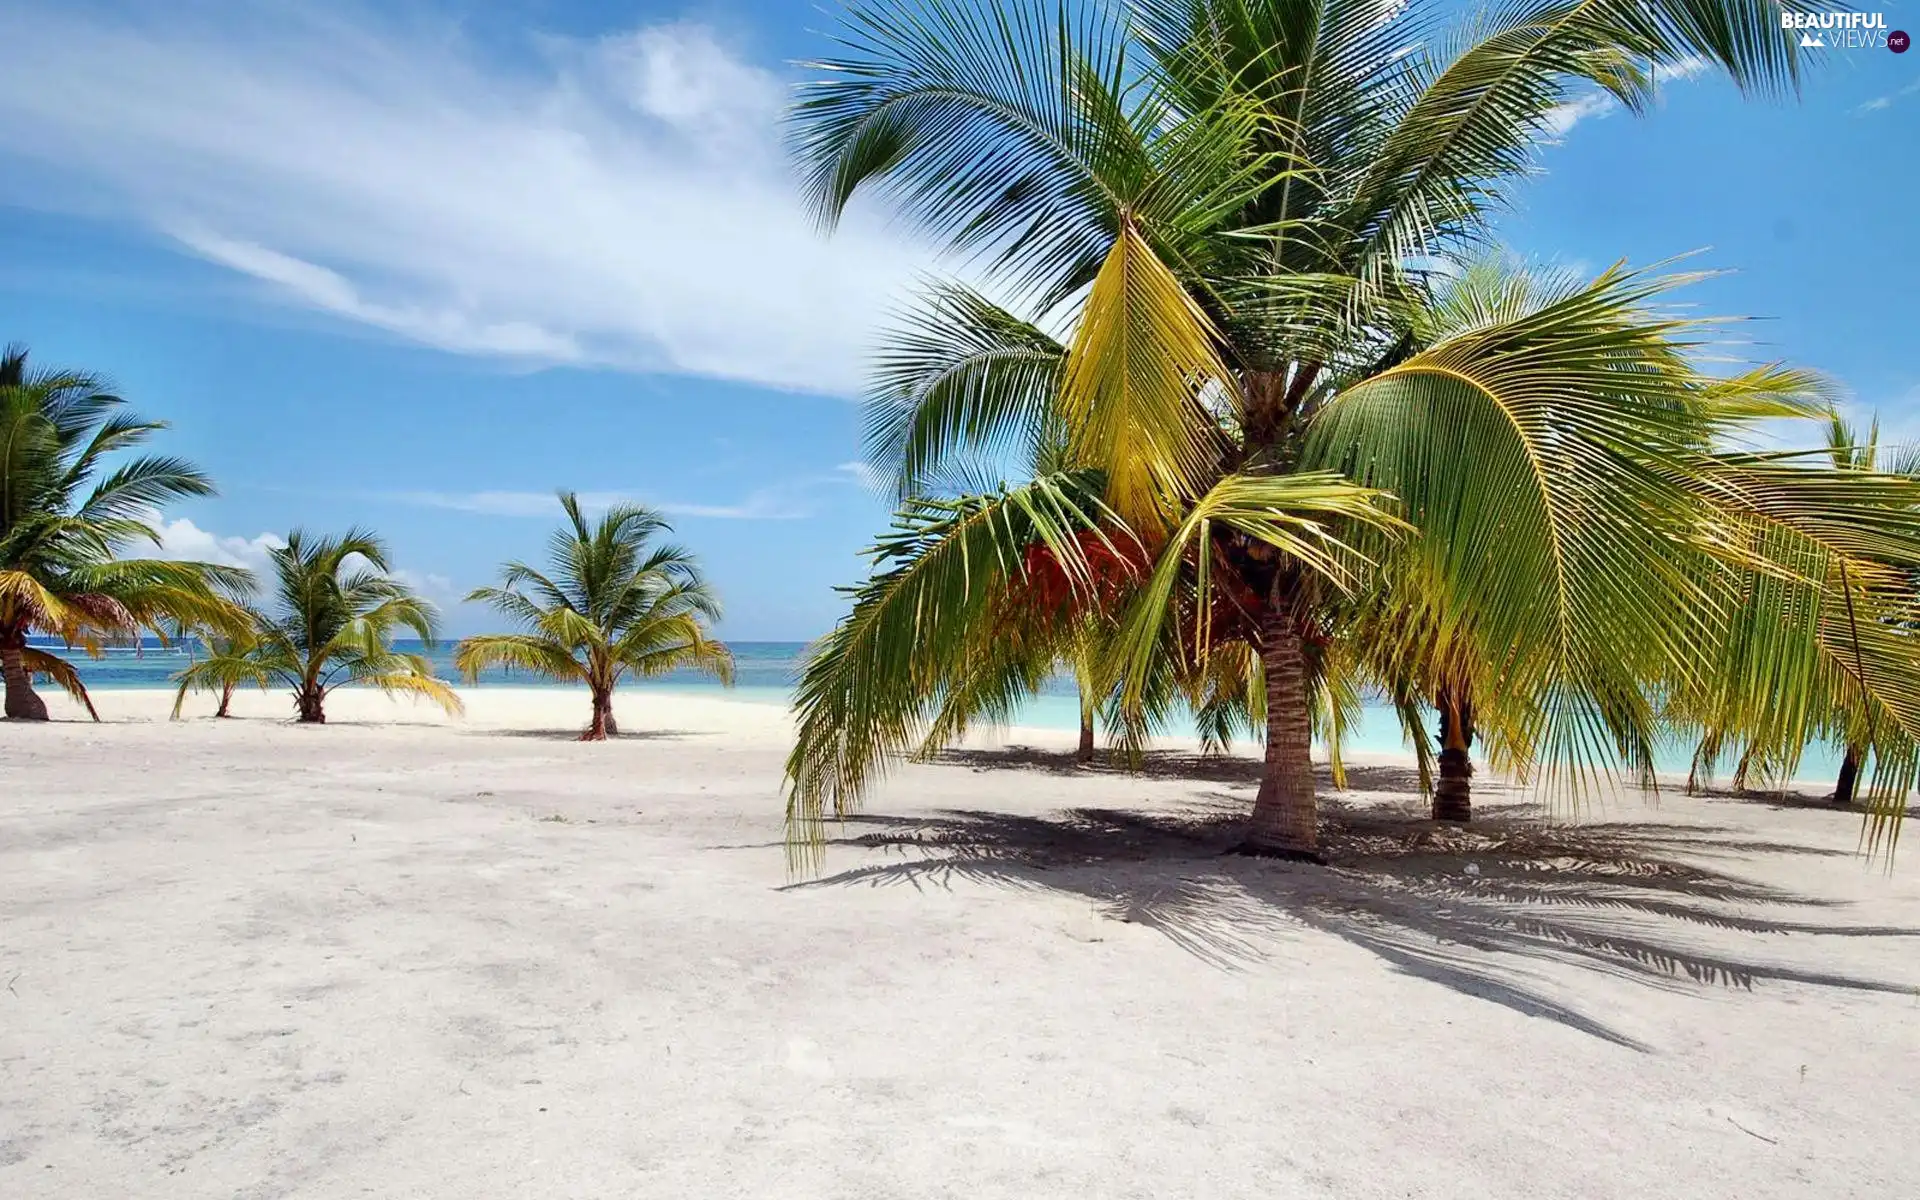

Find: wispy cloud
<box><xmin>395</xmin><ymin>465</ymin><xmax>871</xmax><ymax>522</ymax></box>
<box><xmin>389</xmin><ymin>567</ymin><xmax>460</xmax><ymax>605</ymax></box>
<box><xmin>1543</xmin><ymin>92</ymin><xmax>1620</xmax><ymax>137</ymax></box>
<box><xmin>1544</xmin><ymin>55</ymin><xmax>1713</xmax><ymax>137</ymax></box>
<box><xmin>1856</xmin><ymin>79</ymin><xmax>1920</xmax><ymax>115</ymax></box>
<box><xmin>130</xmin><ymin>516</ymin><xmax>467</xmax><ymax>602</ymax></box>
<box><xmin>0</xmin><ymin>4</ymin><xmax>935</xmax><ymax>394</ymax></box>
<box><xmin>832</xmin><ymin>461</ymin><xmax>889</xmax><ymax>492</ymax></box>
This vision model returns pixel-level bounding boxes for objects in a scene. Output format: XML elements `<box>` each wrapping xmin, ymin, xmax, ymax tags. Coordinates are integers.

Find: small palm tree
<box><xmin>0</xmin><ymin>344</ymin><xmax>250</xmax><ymax>720</ymax></box>
<box><xmin>455</xmin><ymin>493</ymin><xmax>733</xmax><ymax>740</ymax></box>
<box><xmin>172</xmin><ymin>529</ymin><xmax>460</xmax><ymax>723</ymax></box>
<box><xmin>180</xmin><ymin>621</ymin><xmax>259</xmax><ymax>717</ymax></box>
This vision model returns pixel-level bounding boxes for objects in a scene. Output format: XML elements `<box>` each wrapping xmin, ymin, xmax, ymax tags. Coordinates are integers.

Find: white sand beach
<box><xmin>4</xmin><ymin>687</ymin><xmax>1918</xmax><ymax>1198</ymax></box>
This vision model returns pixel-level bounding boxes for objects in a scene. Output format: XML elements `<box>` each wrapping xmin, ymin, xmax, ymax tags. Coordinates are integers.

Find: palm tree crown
<box><xmin>782</xmin><ymin>0</ymin><xmax>1920</xmax><ymax>864</ymax></box>
<box><xmin>171</xmin><ymin>529</ymin><xmax>460</xmax><ymax>723</ymax></box>
<box><xmin>0</xmin><ymin>343</ymin><xmax>249</xmax><ymax>720</ymax></box>
<box><xmin>456</xmin><ymin>493</ymin><xmax>733</xmax><ymax>740</ymax></box>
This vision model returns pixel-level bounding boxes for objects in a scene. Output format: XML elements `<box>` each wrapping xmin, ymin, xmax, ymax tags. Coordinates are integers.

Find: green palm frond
<box><xmin>786</xmin><ymin>469</ymin><xmax>1120</xmax><ymax>862</ymax></box>
<box><xmin>793</xmin><ymin>0</ymin><xmax>1134</xmax><ymax>298</ymax></box>
<box><xmin>1113</xmin><ymin>470</ymin><xmax>1403</xmax><ymax>708</ymax></box>
<box><xmin>455</xmin><ymin>634</ymin><xmax>588</xmax><ymax>684</ymax></box>
<box><xmin>22</xmin><ymin>646</ymin><xmax>99</xmax><ymax>719</ymax></box>
<box><xmin>868</xmin><ymin>281</ymin><xmax>1068</xmax><ymax>498</ymax></box>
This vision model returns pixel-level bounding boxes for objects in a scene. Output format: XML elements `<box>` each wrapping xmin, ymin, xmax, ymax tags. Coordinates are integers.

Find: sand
<box><xmin>3</xmin><ymin>686</ymin><xmax>1918</xmax><ymax>1199</ymax></box>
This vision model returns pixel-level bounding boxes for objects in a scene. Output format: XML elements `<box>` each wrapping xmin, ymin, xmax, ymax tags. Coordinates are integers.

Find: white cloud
<box><xmin>1856</xmin><ymin>79</ymin><xmax>1920</xmax><ymax>116</ymax></box>
<box><xmin>389</xmin><ymin>567</ymin><xmax>460</xmax><ymax>604</ymax></box>
<box><xmin>1653</xmin><ymin>55</ymin><xmax>1713</xmax><ymax>85</ymax></box>
<box><xmin>833</xmin><ymin>461</ymin><xmax>889</xmax><ymax>492</ymax></box>
<box><xmin>1543</xmin><ymin>92</ymin><xmax>1620</xmax><ymax>137</ymax></box>
<box><xmin>394</xmin><ymin>490</ymin><xmax>597</xmax><ymax>519</ymax></box>
<box><xmin>395</xmin><ymin>480</ymin><xmax>836</xmax><ymax>521</ymax></box>
<box><xmin>138</xmin><ymin>517</ymin><xmax>285</xmax><ymax>573</ymax></box>
<box><xmin>0</xmin><ymin>5</ymin><xmax>936</xmax><ymax>394</ymax></box>
<box><xmin>1544</xmin><ymin>56</ymin><xmax>1712</xmax><ymax>137</ymax></box>
<box><xmin>172</xmin><ymin>228</ymin><xmax>585</xmax><ymax>359</ymax></box>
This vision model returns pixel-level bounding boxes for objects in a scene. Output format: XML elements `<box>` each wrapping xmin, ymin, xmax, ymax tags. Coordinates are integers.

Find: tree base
<box><xmin>5</xmin><ymin>694</ymin><xmax>50</xmax><ymax>721</ymax></box>
<box><xmin>1226</xmin><ymin>841</ymin><xmax>1328</xmax><ymax>865</ymax></box>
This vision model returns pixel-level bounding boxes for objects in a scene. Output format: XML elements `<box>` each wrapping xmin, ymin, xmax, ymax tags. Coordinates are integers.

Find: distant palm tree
<box><xmin>456</xmin><ymin>493</ymin><xmax>733</xmax><ymax>740</ymax></box>
<box><xmin>0</xmin><ymin>344</ymin><xmax>250</xmax><ymax>720</ymax></box>
<box><xmin>171</xmin><ymin>529</ymin><xmax>460</xmax><ymax>723</ymax></box>
<box><xmin>1672</xmin><ymin>410</ymin><xmax>1920</xmax><ymax>836</ymax></box>
<box><xmin>181</xmin><ymin>621</ymin><xmax>258</xmax><ymax>717</ymax></box>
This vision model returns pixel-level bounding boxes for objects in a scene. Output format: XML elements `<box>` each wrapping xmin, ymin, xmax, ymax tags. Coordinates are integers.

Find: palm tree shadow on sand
<box><xmin>782</xmin><ymin>757</ymin><xmax>1920</xmax><ymax>1050</ymax></box>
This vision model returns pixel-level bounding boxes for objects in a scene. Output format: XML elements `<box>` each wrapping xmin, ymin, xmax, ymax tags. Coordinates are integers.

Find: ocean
<box><xmin>28</xmin><ymin>637</ymin><xmax>1097</xmax><ymax>731</ymax></box>
<box><xmin>26</xmin><ymin>637</ymin><xmax>1842</xmax><ymax>782</ymax></box>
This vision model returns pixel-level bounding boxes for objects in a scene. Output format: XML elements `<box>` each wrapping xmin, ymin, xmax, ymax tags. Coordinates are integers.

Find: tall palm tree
<box><xmin>0</xmin><ymin>344</ymin><xmax>250</xmax><ymax>720</ymax></box>
<box><xmin>782</xmin><ymin>0</ymin><xmax>1920</xmax><ymax>864</ymax></box>
<box><xmin>171</xmin><ymin>530</ymin><xmax>460</xmax><ymax>723</ymax></box>
<box><xmin>455</xmin><ymin>493</ymin><xmax>734</xmax><ymax>741</ymax></box>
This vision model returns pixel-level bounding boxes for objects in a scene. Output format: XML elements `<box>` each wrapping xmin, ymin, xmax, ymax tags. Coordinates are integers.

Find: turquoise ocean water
<box><xmin>30</xmin><ymin>637</ymin><xmax>1840</xmax><ymax>782</ymax></box>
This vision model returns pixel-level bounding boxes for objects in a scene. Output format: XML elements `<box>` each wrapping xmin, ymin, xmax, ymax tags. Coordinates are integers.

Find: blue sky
<box><xmin>0</xmin><ymin>0</ymin><xmax>1914</xmax><ymax>638</ymax></box>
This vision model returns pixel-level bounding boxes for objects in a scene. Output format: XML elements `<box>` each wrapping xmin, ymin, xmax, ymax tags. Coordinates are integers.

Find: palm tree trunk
<box><xmin>295</xmin><ymin>685</ymin><xmax>326</xmax><ymax>724</ymax></box>
<box><xmin>1686</xmin><ymin>729</ymin><xmax>1723</xmax><ymax>796</ymax></box>
<box><xmin>1076</xmin><ymin>690</ymin><xmax>1095</xmax><ymax>763</ymax></box>
<box><xmin>1833</xmin><ymin>744</ymin><xmax>1865</xmax><ymax>807</ymax></box>
<box><xmin>1</xmin><ymin>625</ymin><xmax>49</xmax><ymax>721</ymax></box>
<box><xmin>215</xmin><ymin>681</ymin><xmax>235</xmax><ymax>719</ymax></box>
<box><xmin>1730</xmin><ymin>743</ymin><xmax>1755</xmax><ymax>793</ymax></box>
<box><xmin>584</xmin><ymin>687</ymin><xmax>614</xmax><ymax>741</ymax></box>
<box><xmin>1433</xmin><ymin>684</ymin><xmax>1473</xmax><ymax>822</ymax></box>
<box><xmin>1235</xmin><ymin>606</ymin><xmax>1323</xmax><ymax>862</ymax></box>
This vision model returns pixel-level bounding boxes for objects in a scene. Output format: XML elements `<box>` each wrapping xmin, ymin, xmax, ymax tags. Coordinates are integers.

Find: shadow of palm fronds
<box><xmin>930</xmin><ymin>746</ymin><xmax>1434</xmax><ymax>795</ymax></box>
<box><xmin>785</xmin><ymin>800</ymin><xmax>1920</xmax><ymax>1050</ymax></box>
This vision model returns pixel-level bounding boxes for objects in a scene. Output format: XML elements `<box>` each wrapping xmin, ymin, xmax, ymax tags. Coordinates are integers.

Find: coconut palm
<box><xmin>455</xmin><ymin>493</ymin><xmax>734</xmax><ymax>741</ymax></box>
<box><xmin>0</xmin><ymin>344</ymin><xmax>250</xmax><ymax>720</ymax></box>
<box><xmin>1677</xmin><ymin>413</ymin><xmax>1920</xmax><ymax>817</ymax></box>
<box><xmin>1817</xmin><ymin>415</ymin><xmax>1920</xmax><ymax>808</ymax></box>
<box><xmin>171</xmin><ymin>530</ymin><xmax>460</xmax><ymax>723</ymax></box>
<box><xmin>783</xmin><ymin>0</ymin><xmax>1920</xmax><ymax>864</ymax></box>
<box><xmin>179</xmin><ymin>621</ymin><xmax>259</xmax><ymax>718</ymax></box>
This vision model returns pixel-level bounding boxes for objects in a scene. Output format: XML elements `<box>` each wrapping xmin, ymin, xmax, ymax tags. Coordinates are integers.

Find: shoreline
<box><xmin>21</xmin><ymin>685</ymin><xmax>1852</xmax><ymax>798</ymax></box>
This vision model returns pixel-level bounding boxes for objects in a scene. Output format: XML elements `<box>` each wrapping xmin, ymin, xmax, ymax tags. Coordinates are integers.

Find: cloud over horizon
<box><xmin>0</xmin><ymin>4</ymin><xmax>934</xmax><ymax>394</ymax></box>
<box><xmin>396</xmin><ymin>460</ymin><xmax>875</xmax><ymax>523</ymax></box>
<box><xmin>140</xmin><ymin>517</ymin><xmax>285</xmax><ymax>575</ymax></box>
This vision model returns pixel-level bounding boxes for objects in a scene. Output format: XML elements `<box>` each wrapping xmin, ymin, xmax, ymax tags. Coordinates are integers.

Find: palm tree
<box><xmin>171</xmin><ymin>530</ymin><xmax>460</xmax><ymax>723</ymax></box>
<box><xmin>1818</xmin><ymin>415</ymin><xmax>1887</xmax><ymax>807</ymax></box>
<box><xmin>0</xmin><ymin>344</ymin><xmax>250</xmax><ymax>720</ymax></box>
<box><xmin>1680</xmin><ymin>413</ymin><xmax>1920</xmax><ymax>814</ymax></box>
<box><xmin>454</xmin><ymin>493</ymin><xmax>734</xmax><ymax>741</ymax></box>
<box><xmin>192</xmin><ymin>623</ymin><xmax>259</xmax><ymax>717</ymax></box>
<box><xmin>782</xmin><ymin>0</ymin><xmax>1920</xmax><ymax>864</ymax></box>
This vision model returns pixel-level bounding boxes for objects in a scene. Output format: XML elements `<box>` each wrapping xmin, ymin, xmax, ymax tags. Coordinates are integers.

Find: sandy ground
<box><xmin>3</xmin><ymin>686</ymin><xmax>1918</xmax><ymax>1199</ymax></box>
